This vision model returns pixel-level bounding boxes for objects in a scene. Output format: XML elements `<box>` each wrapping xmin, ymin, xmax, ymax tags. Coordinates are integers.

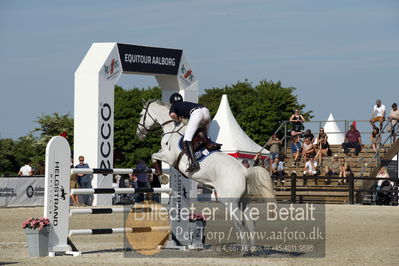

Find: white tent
<box><xmin>208</xmin><ymin>94</ymin><xmax>269</xmax><ymax>159</ymax></box>
<box><xmin>323</xmin><ymin>113</ymin><xmax>345</xmax><ymax>145</ymax></box>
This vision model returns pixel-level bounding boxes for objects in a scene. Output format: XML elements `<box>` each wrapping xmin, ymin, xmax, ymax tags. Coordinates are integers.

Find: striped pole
<box><xmin>69</xmin><ymin>206</ymin><xmax>168</xmax><ymax>216</ymax></box>
<box><xmin>71</xmin><ymin>168</ymin><xmax>155</xmax><ymax>175</ymax></box>
<box><xmin>70</xmin><ymin>187</ymin><xmax>173</xmax><ymax>195</ymax></box>
<box><xmin>69</xmin><ymin>226</ymin><xmax>170</xmax><ymax>236</ymax></box>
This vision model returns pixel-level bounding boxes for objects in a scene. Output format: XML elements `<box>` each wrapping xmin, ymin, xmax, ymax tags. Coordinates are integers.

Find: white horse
<box><xmin>136</xmin><ymin>100</ymin><xmax>275</xmax><ymax>247</ymax></box>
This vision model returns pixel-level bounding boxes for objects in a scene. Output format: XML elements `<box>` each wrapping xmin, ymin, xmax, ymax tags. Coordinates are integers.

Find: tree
<box><xmin>199</xmin><ymin>80</ymin><xmax>312</xmax><ymax>145</ymax></box>
<box><xmin>113</xmin><ymin>86</ymin><xmax>162</xmax><ymax>168</ymax></box>
<box><xmin>0</xmin><ymin>138</ymin><xmax>17</xmax><ymax>175</ymax></box>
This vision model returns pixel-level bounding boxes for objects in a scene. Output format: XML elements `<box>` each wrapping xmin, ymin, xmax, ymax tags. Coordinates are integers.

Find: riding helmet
<box><xmin>169</xmin><ymin>93</ymin><xmax>183</xmax><ymax>104</ymax></box>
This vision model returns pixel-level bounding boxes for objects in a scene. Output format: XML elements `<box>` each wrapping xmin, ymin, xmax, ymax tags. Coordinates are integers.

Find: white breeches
<box><xmin>184</xmin><ymin>108</ymin><xmax>211</xmax><ymax>141</ymax></box>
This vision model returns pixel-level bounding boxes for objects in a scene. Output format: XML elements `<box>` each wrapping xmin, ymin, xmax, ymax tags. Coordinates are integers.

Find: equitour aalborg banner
<box><xmin>117</xmin><ymin>43</ymin><xmax>183</xmax><ymax>75</ymax></box>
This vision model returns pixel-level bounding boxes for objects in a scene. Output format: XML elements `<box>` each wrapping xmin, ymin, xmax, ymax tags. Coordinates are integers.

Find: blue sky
<box><xmin>0</xmin><ymin>0</ymin><xmax>398</xmax><ymax>139</ymax></box>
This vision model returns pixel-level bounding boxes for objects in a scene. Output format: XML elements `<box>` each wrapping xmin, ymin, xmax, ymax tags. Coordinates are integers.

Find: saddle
<box><xmin>172</xmin><ymin>129</ymin><xmax>222</xmax><ymax>176</ymax></box>
<box><xmin>190</xmin><ymin>128</ymin><xmax>222</xmax><ymax>152</ymax></box>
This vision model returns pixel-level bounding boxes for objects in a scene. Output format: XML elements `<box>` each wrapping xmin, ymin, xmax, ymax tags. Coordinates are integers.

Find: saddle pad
<box><xmin>178</xmin><ymin>136</ymin><xmax>220</xmax><ymax>162</ymax></box>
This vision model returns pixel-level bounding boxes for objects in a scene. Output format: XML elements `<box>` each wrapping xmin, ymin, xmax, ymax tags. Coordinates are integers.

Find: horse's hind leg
<box><xmin>240</xmin><ymin>197</ymin><xmax>256</xmax><ymax>247</ymax></box>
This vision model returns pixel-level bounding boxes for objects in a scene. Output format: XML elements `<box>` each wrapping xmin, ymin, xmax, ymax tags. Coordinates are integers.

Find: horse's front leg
<box><xmin>151</xmin><ymin>149</ymin><xmax>175</xmax><ymax>174</ymax></box>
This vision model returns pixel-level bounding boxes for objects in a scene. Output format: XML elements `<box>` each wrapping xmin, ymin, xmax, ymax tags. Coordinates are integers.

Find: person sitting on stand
<box><xmin>342</xmin><ymin>124</ymin><xmax>363</xmax><ymax>156</ymax></box>
<box><xmin>316</xmin><ymin>127</ymin><xmax>328</xmax><ymax>145</ymax></box>
<box><xmin>314</xmin><ymin>136</ymin><xmax>332</xmax><ymax>165</ymax></box>
<box><xmin>388</xmin><ymin>103</ymin><xmax>399</xmax><ymax>141</ymax></box>
<box><xmin>290</xmin><ymin>135</ymin><xmax>302</xmax><ymax>167</ymax></box>
<box><xmin>323</xmin><ymin>154</ymin><xmax>340</xmax><ymax>185</ymax></box>
<box><xmin>338</xmin><ymin>157</ymin><xmax>352</xmax><ymax>185</ymax></box>
<box><xmin>370</xmin><ymin>99</ymin><xmax>386</xmax><ymax>131</ymax></box>
<box><xmin>289</xmin><ymin>109</ymin><xmax>305</xmax><ymax>137</ymax></box>
<box><xmin>302</xmin><ymin>137</ymin><xmax>317</xmax><ymax>164</ymax></box>
<box><xmin>303</xmin><ymin>129</ymin><xmax>315</xmax><ymax>143</ymax></box>
<box><xmin>303</xmin><ymin>156</ymin><xmax>319</xmax><ymax>185</ymax></box>
<box><xmin>169</xmin><ymin>93</ymin><xmax>221</xmax><ymax>172</ymax></box>
<box><xmin>370</xmin><ymin>127</ymin><xmax>381</xmax><ymax>153</ymax></box>
<box><xmin>271</xmin><ymin>157</ymin><xmax>286</xmax><ymax>186</ymax></box>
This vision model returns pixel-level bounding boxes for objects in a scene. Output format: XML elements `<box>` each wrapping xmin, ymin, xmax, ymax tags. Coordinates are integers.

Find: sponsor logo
<box><xmin>123</xmin><ymin>53</ymin><xmax>176</xmax><ymax>66</ymax></box>
<box><xmin>179</xmin><ymin>64</ymin><xmax>194</xmax><ymax>86</ymax></box>
<box><xmin>100</xmin><ymin>102</ymin><xmax>112</xmax><ymax>173</ymax></box>
<box><xmin>26</xmin><ymin>185</ymin><xmax>45</xmax><ymax>198</ymax></box>
<box><xmin>103</xmin><ymin>58</ymin><xmax>120</xmax><ymax>80</ymax></box>
<box><xmin>52</xmin><ymin>161</ymin><xmax>60</xmax><ymax>226</ymax></box>
<box><xmin>60</xmin><ymin>186</ymin><xmax>67</xmax><ymax>200</ymax></box>
<box><xmin>26</xmin><ymin>186</ymin><xmax>34</xmax><ymax>198</ymax></box>
<box><xmin>0</xmin><ymin>187</ymin><xmax>17</xmax><ymax>197</ymax></box>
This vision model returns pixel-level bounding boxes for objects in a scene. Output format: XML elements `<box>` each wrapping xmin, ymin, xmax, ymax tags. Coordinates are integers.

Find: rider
<box><xmin>169</xmin><ymin>92</ymin><xmax>212</xmax><ymax>172</ymax></box>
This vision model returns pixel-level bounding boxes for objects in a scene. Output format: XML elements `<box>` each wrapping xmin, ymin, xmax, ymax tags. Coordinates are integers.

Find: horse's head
<box><xmin>136</xmin><ymin>100</ymin><xmax>171</xmax><ymax>140</ymax></box>
<box><xmin>136</xmin><ymin>100</ymin><xmax>157</xmax><ymax>140</ymax></box>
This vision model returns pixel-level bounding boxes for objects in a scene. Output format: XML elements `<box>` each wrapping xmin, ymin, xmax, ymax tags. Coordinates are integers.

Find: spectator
<box><xmin>342</xmin><ymin>124</ymin><xmax>362</xmax><ymax>156</ymax></box>
<box><xmin>388</xmin><ymin>103</ymin><xmax>399</xmax><ymax>141</ymax></box>
<box><xmin>323</xmin><ymin>154</ymin><xmax>340</xmax><ymax>184</ymax></box>
<box><xmin>290</xmin><ymin>135</ymin><xmax>302</xmax><ymax>167</ymax></box>
<box><xmin>302</xmin><ymin>137</ymin><xmax>317</xmax><ymax>163</ymax></box>
<box><xmin>75</xmin><ymin>155</ymin><xmax>92</xmax><ymax>206</ymax></box>
<box><xmin>34</xmin><ymin>160</ymin><xmax>45</xmax><ymax>175</ymax></box>
<box><xmin>370</xmin><ymin>127</ymin><xmax>381</xmax><ymax>153</ymax></box>
<box><xmin>128</xmin><ymin>173</ymin><xmax>138</xmax><ymax>203</ymax></box>
<box><xmin>242</xmin><ymin>159</ymin><xmax>250</xmax><ymax>168</ymax></box>
<box><xmin>303</xmin><ymin>129</ymin><xmax>315</xmax><ymax>143</ymax></box>
<box><xmin>70</xmin><ymin>167</ymin><xmax>80</xmax><ymax>207</ymax></box>
<box><xmin>289</xmin><ymin>109</ymin><xmax>305</xmax><ymax>137</ymax></box>
<box><xmin>370</xmin><ymin>99</ymin><xmax>385</xmax><ymax>131</ymax></box>
<box><xmin>18</xmin><ymin>159</ymin><xmax>33</xmax><ymax>176</ymax></box>
<box><xmin>314</xmin><ymin>136</ymin><xmax>332</xmax><ymax>165</ymax></box>
<box><xmin>315</xmin><ymin>127</ymin><xmax>328</xmax><ymax>146</ymax></box>
<box><xmin>303</xmin><ymin>156</ymin><xmax>319</xmax><ymax>185</ymax></box>
<box><xmin>266</xmin><ymin>134</ymin><xmax>282</xmax><ymax>160</ymax></box>
<box><xmin>133</xmin><ymin>160</ymin><xmax>151</xmax><ymax>203</ymax></box>
<box><xmin>375</xmin><ymin>166</ymin><xmax>393</xmax><ymax>205</ymax></box>
<box><xmin>112</xmin><ymin>175</ymin><xmax>121</xmax><ymax>205</ymax></box>
<box><xmin>150</xmin><ymin>172</ymin><xmax>161</xmax><ymax>203</ymax></box>
<box><xmin>338</xmin><ymin>157</ymin><xmax>352</xmax><ymax>185</ymax></box>
<box><xmin>271</xmin><ymin>157</ymin><xmax>285</xmax><ymax>185</ymax></box>
<box><xmin>253</xmin><ymin>152</ymin><xmax>267</xmax><ymax>168</ymax></box>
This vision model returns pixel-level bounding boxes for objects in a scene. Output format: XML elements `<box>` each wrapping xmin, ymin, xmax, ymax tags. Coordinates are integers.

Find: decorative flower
<box><xmin>22</xmin><ymin>217</ymin><xmax>50</xmax><ymax>231</ymax></box>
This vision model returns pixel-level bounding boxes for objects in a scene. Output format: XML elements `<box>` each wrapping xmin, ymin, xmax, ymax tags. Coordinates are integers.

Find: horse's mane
<box><xmin>146</xmin><ymin>99</ymin><xmax>170</xmax><ymax>108</ymax></box>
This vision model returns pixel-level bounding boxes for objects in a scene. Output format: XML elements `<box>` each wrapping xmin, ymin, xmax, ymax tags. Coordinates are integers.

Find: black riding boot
<box><xmin>184</xmin><ymin>141</ymin><xmax>200</xmax><ymax>172</ymax></box>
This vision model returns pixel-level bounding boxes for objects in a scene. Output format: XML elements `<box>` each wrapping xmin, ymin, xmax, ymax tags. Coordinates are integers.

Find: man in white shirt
<box><xmin>18</xmin><ymin>159</ymin><xmax>33</xmax><ymax>176</ymax></box>
<box><xmin>370</xmin><ymin>99</ymin><xmax>386</xmax><ymax>131</ymax></box>
<box><xmin>303</xmin><ymin>157</ymin><xmax>319</xmax><ymax>185</ymax></box>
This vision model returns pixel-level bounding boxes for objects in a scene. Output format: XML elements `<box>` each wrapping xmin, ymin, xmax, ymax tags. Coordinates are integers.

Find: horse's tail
<box><xmin>246</xmin><ymin>166</ymin><xmax>275</xmax><ymax>200</ymax></box>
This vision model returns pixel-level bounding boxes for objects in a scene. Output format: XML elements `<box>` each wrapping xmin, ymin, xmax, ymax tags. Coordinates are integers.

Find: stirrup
<box><xmin>186</xmin><ymin>161</ymin><xmax>200</xmax><ymax>172</ymax></box>
<box><xmin>205</xmin><ymin>142</ymin><xmax>222</xmax><ymax>150</ymax></box>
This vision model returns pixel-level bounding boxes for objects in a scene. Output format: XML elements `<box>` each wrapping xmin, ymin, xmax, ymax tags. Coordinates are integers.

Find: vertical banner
<box><xmin>44</xmin><ymin>136</ymin><xmax>71</xmax><ymax>253</ymax></box>
<box><xmin>75</xmin><ymin>43</ymin><xmax>122</xmax><ymax>206</ymax></box>
<box><xmin>169</xmin><ymin>168</ymin><xmax>192</xmax><ymax>246</ymax></box>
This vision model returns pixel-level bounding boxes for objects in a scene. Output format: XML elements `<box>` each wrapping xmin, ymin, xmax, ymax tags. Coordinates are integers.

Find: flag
<box><xmin>60</xmin><ymin>131</ymin><xmax>67</xmax><ymax>138</ymax></box>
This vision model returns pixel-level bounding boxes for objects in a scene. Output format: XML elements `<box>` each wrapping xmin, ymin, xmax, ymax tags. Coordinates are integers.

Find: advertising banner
<box><xmin>0</xmin><ymin>177</ymin><xmax>44</xmax><ymax>207</ymax></box>
<box><xmin>117</xmin><ymin>43</ymin><xmax>182</xmax><ymax>75</ymax></box>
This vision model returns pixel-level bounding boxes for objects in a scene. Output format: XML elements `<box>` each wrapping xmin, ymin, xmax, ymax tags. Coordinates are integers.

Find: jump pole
<box><xmin>44</xmin><ymin>136</ymin><xmax>176</xmax><ymax>256</ymax></box>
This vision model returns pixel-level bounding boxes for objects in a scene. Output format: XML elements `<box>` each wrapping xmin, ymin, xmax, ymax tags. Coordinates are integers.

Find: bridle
<box><xmin>137</xmin><ymin>100</ymin><xmax>184</xmax><ymax>137</ymax></box>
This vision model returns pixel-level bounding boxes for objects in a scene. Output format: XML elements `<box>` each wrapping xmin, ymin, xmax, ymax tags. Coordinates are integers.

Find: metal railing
<box><xmin>276</xmin><ymin>174</ymin><xmax>399</xmax><ymax>205</ymax></box>
<box><xmin>360</xmin><ymin>118</ymin><xmax>397</xmax><ymax>177</ymax></box>
<box><xmin>266</xmin><ymin>119</ymin><xmax>397</xmax><ymax>174</ymax></box>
